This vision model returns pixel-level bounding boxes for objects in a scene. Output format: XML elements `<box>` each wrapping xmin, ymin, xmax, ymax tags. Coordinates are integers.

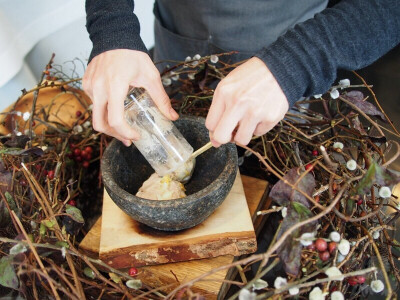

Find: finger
<box><xmin>234</xmin><ymin>118</ymin><xmax>259</xmax><ymax>145</ymax></box>
<box><xmin>92</xmin><ymin>88</ymin><xmax>109</xmax><ymax>134</ymax></box>
<box><xmin>209</xmin><ymin>131</ymin><xmax>222</xmax><ymax>148</ymax></box>
<box><xmin>82</xmin><ymin>58</ymin><xmax>99</xmax><ymax>100</ymax></box>
<box><xmin>254</xmin><ymin>121</ymin><xmax>276</xmax><ymax>136</ymax></box>
<box><xmin>92</xmin><ymin>88</ymin><xmax>136</xmax><ymax>145</ymax></box>
<box><xmin>205</xmin><ymin>86</ymin><xmax>226</xmax><ymax>131</ymax></box>
<box><xmin>212</xmin><ymin>106</ymin><xmax>244</xmax><ymax>145</ymax></box>
<box><xmin>107</xmin><ymin>81</ymin><xmax>140</xmax><ymax>140</ymax></box>
<box><xmin>144</xmin><ymin>77</ymin><xmax>178</xmax><ymax>120</ymax></box>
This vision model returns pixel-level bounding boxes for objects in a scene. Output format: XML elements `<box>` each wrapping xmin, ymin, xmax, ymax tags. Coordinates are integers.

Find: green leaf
<box><xmin>109</xmin><ymin>272</ymin><xmax>121</xmax><ymax>284</ymax></box>
<box><xmin>0</xmin><ymin>256</ymin><xmax>19</xmax><ymax>289</ymax></box>
<box><xmin>5</xmin><ymin>192</ymin><xmax>18</xmax><ymax>213</ymax></box>
<box><xmin>65</xmin><ymin>205</ymin><xmax>84</xmax><ymax>223</ymax></box>
<box><xmin>55</xmin><ymin>241</ymin><xmax>69</xmax><ymax>249</ymax></box>
<box><xmin>42</xmin><ymin>219</ymin><xmax>56</xmax><ymax>229</ymax></box>
<box><xmin>84</xmin><ymin>267</ymin><xmax>96</xmax><ymax>279</ymax></box>
<box><xmin>355</xmin><ymin>161</ymin><xmax>400</xmax><ymax>194</ymax></box>
<box><xmin>126</xmin><ymin>279</ymin><xmax>142</xmax><ymax>290</ymax></box>
<box><xmin>252</xmin><ymin>279</ymin><xmax>268</xmax><ymax>290</ymax></box>
<box><xmin>39</xmin><ymin>223</ymin><xmax>46</xmax><ymax>236</ymax></box>
<box><xmin>9</xmin><ymin>243</ymin><xmax>27</xmax><ymax>255</ymax></box>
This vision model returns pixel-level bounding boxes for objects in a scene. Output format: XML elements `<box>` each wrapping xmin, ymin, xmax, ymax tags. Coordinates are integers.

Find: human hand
<box><xmin>205</xmin><ymin>57</ymin><xmax>289</xmax><ymax>147</ymax></box>
<box><xmin>82</xmin><ymin>49</ymin><xmax>178</xmax><ymax>146</ymax></box>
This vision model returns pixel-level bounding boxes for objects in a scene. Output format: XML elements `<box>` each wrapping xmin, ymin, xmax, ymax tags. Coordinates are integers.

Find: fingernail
<box><xmin>170</xmin><ymin>108</ymin><xmax>179</xmax><ymax>120</ymax></box>
<box><xmin>123</xmin><ymin>140</ymin><xmax>132</xmax><ymax>147</ymax></box>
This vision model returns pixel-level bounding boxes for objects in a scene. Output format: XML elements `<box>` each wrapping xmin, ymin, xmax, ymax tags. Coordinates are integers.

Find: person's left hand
<box><xmin>205</xmin><ymin>57</ymin><xmax>289</xmax><ymax>147</ymax></box>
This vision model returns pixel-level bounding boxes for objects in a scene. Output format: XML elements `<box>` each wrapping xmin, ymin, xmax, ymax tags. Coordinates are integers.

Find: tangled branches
<box><xmin>0</xmin><ymin>53</ymin><xmax>399</xmax><ymax>299</ymax></box>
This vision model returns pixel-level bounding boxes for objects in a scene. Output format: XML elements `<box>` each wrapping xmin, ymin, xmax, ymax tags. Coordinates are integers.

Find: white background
<box><xmin>0</xmin><ymin>0</ymin><xmax>155</xmax><ymax>111</ymax></box>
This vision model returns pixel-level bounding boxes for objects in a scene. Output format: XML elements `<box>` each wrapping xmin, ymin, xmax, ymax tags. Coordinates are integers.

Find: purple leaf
<box><xmin>276</xmin><ymin>202</ymin><xmax>316</xmax><ymax>276</ymax></box>
<box><xmin>0</xmin><ymin>256</ymin><xmax>19</xmax><ymax>289</ymax></box>
<box><xmin>269</xmin><ymin>168</ymin><xmax>315</xmax><ymax>208</ymax></box>
<box><xmin>342</xmin><ymin>91</ymin><xmax>386</xmax><ymax>122</ymax></box>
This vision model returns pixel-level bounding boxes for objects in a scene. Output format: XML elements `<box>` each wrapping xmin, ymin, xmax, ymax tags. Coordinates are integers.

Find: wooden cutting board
<box><xmin>79</xmin><ymin>175</ymin><xmax>270</xmax><ymax>299</ymax></box>
<box><xmin>99</xmin><ymin>172</ymin><xmax>257</xmax><ymax>268</ymax></box>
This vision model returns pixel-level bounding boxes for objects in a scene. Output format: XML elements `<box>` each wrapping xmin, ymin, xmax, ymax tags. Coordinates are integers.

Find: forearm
<box><xmin>86</xmin><ymin>0</ymin><xmax>147</xmax><ymax>62</ymax></box>
<box><xmin>256</xmin><ymin>0</ymin><xmax>400</xmax><ymax>107</ymax></box>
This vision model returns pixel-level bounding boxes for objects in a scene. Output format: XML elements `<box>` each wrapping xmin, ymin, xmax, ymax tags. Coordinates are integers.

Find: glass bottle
<box><xmin>124</xmin><ymin>87</ymin><xmax>193</xmax><ymax>176</ymax></box>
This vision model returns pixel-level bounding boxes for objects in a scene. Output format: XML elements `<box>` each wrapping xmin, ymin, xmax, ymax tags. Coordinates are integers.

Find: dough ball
<box><xmin>136</xmin><ymin>173</ymin><xmax>186</xmax><ymax>200</ymax></box>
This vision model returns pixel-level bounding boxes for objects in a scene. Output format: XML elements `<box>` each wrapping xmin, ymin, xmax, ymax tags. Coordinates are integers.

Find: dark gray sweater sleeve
<box><xmin>86</xmin><ymin>0</ymin><xmax>147</xmax><ymax>62</ymax></box>
<box><xmin>255</xmin><ymin>0</ymin><xmax>400</xmax><ymax>107</ymax></box>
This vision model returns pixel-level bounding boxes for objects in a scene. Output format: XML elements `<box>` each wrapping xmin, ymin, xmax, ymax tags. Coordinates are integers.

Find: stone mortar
<box><xmin>101</xmin><ymin>115</ymin><xmax>238</xmax><ymax>231</ymax></box>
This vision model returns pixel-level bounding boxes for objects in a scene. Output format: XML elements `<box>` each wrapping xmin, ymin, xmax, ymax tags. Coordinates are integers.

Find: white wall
<box><xmin>0</xmin><ymin>0</ymin><xmax>155</xmax><ymax>111</ymax></box>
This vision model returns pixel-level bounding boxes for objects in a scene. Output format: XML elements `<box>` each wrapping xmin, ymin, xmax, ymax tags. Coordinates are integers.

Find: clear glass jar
<box><xmin>124</xmin><ymin>87</ymin><xmax>193</xmax><ymax>176</ymax></box>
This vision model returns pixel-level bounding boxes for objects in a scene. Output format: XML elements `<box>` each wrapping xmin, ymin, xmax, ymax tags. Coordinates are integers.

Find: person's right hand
<box><xmin>82</xmin><ymin>49</ymin><xmax>179</xmax><ymax>146</ymax></box>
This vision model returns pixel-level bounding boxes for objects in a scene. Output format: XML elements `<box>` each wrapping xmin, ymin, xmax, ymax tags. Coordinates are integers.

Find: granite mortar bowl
<box><xmin>101</xmin><ymin>116</ymin><xmax>238</xmax><ymax>231</ymax></box>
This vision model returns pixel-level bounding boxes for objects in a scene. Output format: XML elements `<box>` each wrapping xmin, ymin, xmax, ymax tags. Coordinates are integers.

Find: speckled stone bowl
<box><xmin>101</xmin><ymin>116</ymin><xmax>238</xmax><ymax>231</ymax></box>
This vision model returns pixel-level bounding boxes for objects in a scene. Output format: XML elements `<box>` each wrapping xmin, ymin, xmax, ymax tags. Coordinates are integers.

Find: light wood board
<box><xmin>79</xmin><ymin>175</ymin><xmax>269</xmax><ymax>299</ymax></box>
<box><xmin>99</xmin><ymin>172</ymin><xmax>257</xmax><ymax>268</ymax></box>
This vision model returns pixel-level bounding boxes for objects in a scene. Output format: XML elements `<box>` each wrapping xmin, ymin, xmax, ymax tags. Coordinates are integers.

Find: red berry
<box><xmin>35</xmin><ymin>164</ymin><xmax>42</xmax><ymax>171</ymax></box>
<box><xmin>347</xmin><ymin>277</ymin><xmax>358</xmax><ymax>286</ymax></box>
<box><xmin>19</xmin><ymin>178</ymin><xmax>27</xmax><ymax>187</ymax></box>
<box><xmin>47</xmin><ymin>170</ymin><xmax>55</xmax><ymax>180</ymax></box>
<box><xmin>85</xmin><ymin>153</ymin><xmax>92</xmax><ymax>161</ymax></box>
<box><xmin>357</xmin><ymin>199</ymin><xmax>363</xmax><ymax>205</ymax></box>
<box><xmin>74</xmin><ymin>148</ymin><xmax>81</xmax><ymax>156</ymax></box>
<box><xmin>75</xmin><ymin>156</ymin><xmax>82</xmax><ymax>162</ymax></box>
<box><xmin>312</xmin><ymin>150</ymin><xmax>318</xmax><ymax>156</ymax></box>
<box><xmin>68</xmin><ymin>199</ymin><xmax>77</xmax><ymax>206</ymax></box>
<box><xmin>44</xmin><ymin>70</ymin><xmax>50</xmax><ymax>75</ymax></box>
<box><xmin>85</xmin><ymin>146</ymin><xmax>93</xmax><ymax>154</ymax></box>
<box><xmin>356</xmin><ymin>276</ymin><xmax>366</xmax><ymax>284</ymax></box>
<box><xmin>328</xmin><ymin>241</ymin><xmax>337</xmax><ymax>254</ymax></box>
<box><xmin>314</xmin><ymin>195</ymin><xmax>320</xmax><ymax>203</ymax></box>
<box><xmin>307</xmin><ymin>243</ymin><xmax>316</xmax><ymax>251</ymax></box>
<box><xmin>67</xmin><ymin>153</ymin><xmax>73</xmax><ymax>159</ymax></box>
<box><xmin>319</xmin><ymin>251</ymin><xmax>330</xmax><ymax>261</ymax></box>
<box><xmin>42</xmin><ymin>170</ymin><xmax>48</xmax><ymax>176</ymax></box>
<box><xmin>76</xmin><ymin>111</ymin><xmax>82</xmax><ymax>117</ymax></box>
<box><xmin>81</xmin><ymin>150</ymin><xmax>87</xmax><ymax>158</ymax></box>
<box><xmin>32</xmin><ymin>121</ymin><xmax>36</xmax><ymax>126</ymax></box>
<box><xmin>305</xmin><ymin>164</ymin><xmax>314</xmax><ymax>171</ymax></box>
<box><xmin>128</xmin><ymin>267</ymin><xmax>138</xmax><ymax>276</ymax></box>
<box><xmin>82</xmin><ymin>161</ymin><xmax>89</xmax><ymax>168</ymax></box>
<box><xmin>315</xmin><ymin>238</ymin><xmax>328</xmax><ymax>252</ymax></box>
<box><xmin>70</xmin><ymin>143</ymin><xmax>77</xmax><ymax>149</ymax></box>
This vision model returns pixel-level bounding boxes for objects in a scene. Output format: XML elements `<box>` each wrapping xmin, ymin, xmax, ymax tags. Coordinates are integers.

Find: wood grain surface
<box><xmin>79</xmin><ymin>175</ymin><xmax>269</xmax><ymax>298</ymax></box>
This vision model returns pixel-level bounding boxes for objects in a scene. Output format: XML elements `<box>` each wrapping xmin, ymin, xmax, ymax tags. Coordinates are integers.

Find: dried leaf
<box><xmin>0</xmin><ymin>162</ymin><xmax>12</xmax><ymax>194</ymax></box>
<box><xmin>276</xmin><ymin>202</ymin><xmax>316</xmax><ymax>276</ymax></box>
<box><xmin>0</xmin><ymin>135</ymin><xmax>30</xmax><ymax>148</ymax></box>
<box><xmin>0</xmin><ymin>256</ymin><xmax>19</xmax><ymax>289</ymax></box>
<box><xmin>342</xmin><ymin>91</ymin><xmax>386</xmax><ymax>122</ymax></box>
<box><xmin>269</xmin><ymin>168</ymin><xmax>315</xmax><ymax>208</ymax></box>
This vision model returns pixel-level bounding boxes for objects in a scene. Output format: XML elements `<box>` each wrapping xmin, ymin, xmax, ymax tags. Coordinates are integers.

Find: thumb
<box><xmin>145</xmin><ymin>79</ymin><xmax>179</xmax><ymax>121</ymax></box>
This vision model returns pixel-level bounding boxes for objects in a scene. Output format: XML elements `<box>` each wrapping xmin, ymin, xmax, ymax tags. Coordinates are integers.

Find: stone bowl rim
<box><xmin>101</xmin><ymin>115</ymin><xmax>237</xmax><ymax>208</ymax></box>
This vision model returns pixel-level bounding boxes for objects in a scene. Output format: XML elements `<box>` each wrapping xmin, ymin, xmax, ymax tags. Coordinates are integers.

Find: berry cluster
<box><xmin>67</xmin><ymin>144</ymin><xmax>93</xmax><ymax>169</ymax></box>
<box><xmin>307</xmin><ymin>238</ymin><xmax>336</xmax><ymax>261</ymax></box>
